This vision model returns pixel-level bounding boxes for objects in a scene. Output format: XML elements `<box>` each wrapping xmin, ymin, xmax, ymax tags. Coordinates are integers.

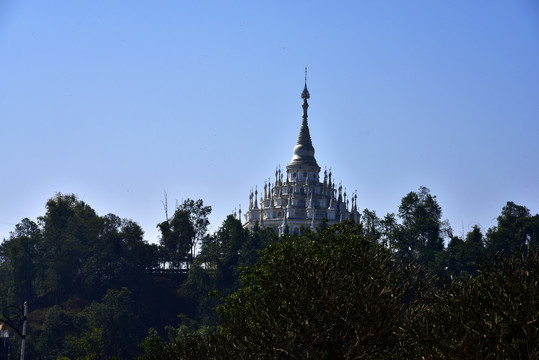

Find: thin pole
<box><xmin>20</xmin><ymin>303</ymin><xmax>27</xmax><ymax>360</ymax></box>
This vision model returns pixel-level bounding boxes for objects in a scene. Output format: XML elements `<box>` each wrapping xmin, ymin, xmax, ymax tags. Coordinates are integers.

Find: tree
<box><xmin>456</xmin><ymin>225</ymin><xmax>485</xmax><ymax>276</ymax></box>
<box><xmin>157</xmin><ymin>198</ymin><xmax>211</xmax><ymax>269</ymax></box>
<box><xmin>183</xmin><ymin>215</ymin><xmax>260</xmax><ymax>328</ymax></box>
<box><xmin>0</xmin><ymin>194</ymin><xmax>187</xmax><ymax>358</ymax></box>
<box><xmin>137</xmin><ymin>327</ymin><xmax>232</xmax><ymax>360</ymax></box>
<box><xmin>36</xmin><ymin>305</ymin><xmax>75</xmax><ymax>358</ymax></box>
<box><xmin>392</xmin><ymin>186</ymin><xmax>452</xmax><ymax>269</ymax></box>
<box><xmin>401</xmin><ymin>248</ymin><xmax>539</xmax><ymax>359</ymax></box>
<box><xmin>176</xmin><ymin>199</ymin><xmax>212</xmax><ymax>258</ymax></box>
<box><xmin>379</xmin><ymin>212</ymin><xmax>398</xmax><ymax>248</ymax></box>
<box><xmin>433</xmin><ymin>225</ymin><xmax>486</xmax><ymax>278</ymax></box>
<box><xmin>487</xmin><ymin>201</ymin><xmax>539</xmax><ymax>254</ymax></box>
<box><xmin>78</xmin><ymin>287</ymin><xmax>139</xmax><ymax>359</ymax></box>
<box><xmin>66</xmin><ymin>327</ymin><xmax>106</xmax><ymax>360</ymax></box>
<box><xmin>239</xmin><ymin>226</ymin><xmax>275</xmax><ymax>268</ymax></box>
<box><xmin>80</xmin><ymin>214</ymin><xmax>157</xmax><ymax>298</ymax></box>
<box><xmin>117</xmin><ymin>218</ymin><xmax>159</xmax><ymax>286</ymax></box>
<box><xmin>217</xmin><ymin>222</ymin><xmax>435</xmax><ymax>359</ymax></box>
<box><xmin>211</xmin><ymin>215</ymin><xmax>248</xmax><ymax>293</ymax></box>
<box><xmin>38</xmin><ymin>193</ymin><xmax>103</xmax><ymax>302</ymax></box>
<box><xmin>361</xmin><ymin>208</ymin><xmax>381</xmax><ymax>243</ymax></box>
<box><xmin>0</xmin><ymin>218</ymin><xmax>41</xmax><ymax>305</ymax></box>
<box><xmin>196</xmin><ymin>215</ymin><xmax>248</xmax><ymax>293</ymax></box>
<box><xmin>158</xmin><ymin>209</ymin><xmax>195</xmax><ymax>269</ymax></box>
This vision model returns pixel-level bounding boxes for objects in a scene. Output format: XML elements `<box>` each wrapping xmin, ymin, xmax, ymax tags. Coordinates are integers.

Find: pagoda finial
<box><xmin>289</xmin><ymin>69</ymin><xmax>318</xmax><ymax>168</ymax></box>
<box><xmin>301</xmin><ymin>67</ymin><xmax>310</xmax><ymax>99</ymax></box>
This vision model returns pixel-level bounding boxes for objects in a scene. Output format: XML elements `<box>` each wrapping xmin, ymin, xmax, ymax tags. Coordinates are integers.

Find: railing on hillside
<box><xmin>150</xmin><ymin>268</ymin><xmax>189</xmax><ymax>276</ymax></box>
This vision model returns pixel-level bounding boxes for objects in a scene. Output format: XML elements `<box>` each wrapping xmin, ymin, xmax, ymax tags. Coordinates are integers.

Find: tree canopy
<box><xmin>217</xmin><ymin>222</ymin><xmax>434</xmax><ymax>359</ymax></box>
<box><xmin>1</xmin><ymin>190</ymin><xmax>537</xmax><ymax>359</ymax></box>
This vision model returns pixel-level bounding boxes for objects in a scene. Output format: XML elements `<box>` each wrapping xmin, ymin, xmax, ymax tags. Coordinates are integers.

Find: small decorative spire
<box><xmin>254</xmin><ymin>186</ymin><xmax>258</xmax><ymax>208</ymax></box>
<box><xmin>328</xmin><ymin>168</ymin><xmax>332</xmax><ymax>187</ymax></box>
<box><xmin>324</xmin><ymin>168</ymin><xmax>327</xmax><ymax>185</ymax></box>
<box><xmin>281</xmin><ymin>209</ymin><xmax>288</xmax><ymax>228</ymax></box>
<box><xmin>328</xmin><ymin>189</ymin><xmax>335</xmax><ymax>209</ymax></box>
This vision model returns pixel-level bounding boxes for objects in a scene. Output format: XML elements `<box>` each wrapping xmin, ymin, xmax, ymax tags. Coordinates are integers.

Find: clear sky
<box><xmin>1</xmin><ymin>1</ymin><xmax>538</xmax><ymax>243</ymax></box>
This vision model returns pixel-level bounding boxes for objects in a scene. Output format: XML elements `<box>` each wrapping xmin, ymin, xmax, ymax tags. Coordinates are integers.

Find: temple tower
<box><xmin>243</xmin><ymin>70</ymin><xmax>360</xmax><ymax>234</ymax></box>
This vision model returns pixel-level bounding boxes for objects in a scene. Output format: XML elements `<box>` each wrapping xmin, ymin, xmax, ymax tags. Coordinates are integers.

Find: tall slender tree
<box><xmin>392</xmin><ymin>186</ymin><xmax>452</xmax><ymax>269</ymax></box>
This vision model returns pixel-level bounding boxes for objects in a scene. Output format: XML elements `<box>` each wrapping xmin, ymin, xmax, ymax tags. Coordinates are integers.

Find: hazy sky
<box><xmin>1</xmin><ymin>1</ymin><xmax>538</xmax><ymax>243</ymax></box>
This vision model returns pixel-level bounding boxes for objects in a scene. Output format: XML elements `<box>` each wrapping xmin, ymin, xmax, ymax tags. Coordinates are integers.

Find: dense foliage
<box><xmin>0</xmin><ymin>194</ymin><xmax>274</xmax><ymax>359</ymax></box>
<box><xmin>217</xmin><ymin>222</ymin><xmax>435</xmax><ymax>359</ymax></box>
<box><xmin>140</xmin><ymin>223</ymin><xmax>539</xmax><ymax>360</ymax></box>
<box><xmin>400</xmin><ymin>249</ymin><xmax>539</xmax><ymax>359</ymax></box>
<box><xmin>0</xmin><ymin>188</ymin><xmax>537</xmax><ymax>359</ymax></box>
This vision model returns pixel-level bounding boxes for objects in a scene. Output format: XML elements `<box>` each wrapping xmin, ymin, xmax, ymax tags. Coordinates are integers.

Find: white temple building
<box><xmin>243</xmin><ymin>74</ymin><xmax>361</xmax><ymax>235</ymax></box>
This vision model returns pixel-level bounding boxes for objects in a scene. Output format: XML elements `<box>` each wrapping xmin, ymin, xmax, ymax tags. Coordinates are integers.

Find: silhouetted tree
<box><xmin>158</xmin><ymin>209</ymin><xmax>195</xmax><ymax>269</ymax></box>
<box><xmin>218</xmin><ymin>222</ymin><xmax>435</xmax><ymax>359</ymax></box>
<box><xmin>400</xmin><ymin>248</ymin><xmax>539</xmax><ymax>359</ymax></box>
<box><xmin>487</xmin><ymin>201</ymin><xmax>539</xmax><ymax>254</ymax></box>
<box><xmin>391</xmin><ymin>186</ymin><xmax>452</xmax><ymax>269</ymax></box>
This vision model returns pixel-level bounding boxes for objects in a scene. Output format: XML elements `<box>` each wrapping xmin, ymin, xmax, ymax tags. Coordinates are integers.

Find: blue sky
<box><xmin>1</xmin><ymin>1</ymin><xmax>538</xmax><ymax>243</ymax></box>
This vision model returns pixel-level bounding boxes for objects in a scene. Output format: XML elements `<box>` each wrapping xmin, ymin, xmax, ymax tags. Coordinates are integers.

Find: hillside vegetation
<box><xmin>0</xmin><ymin>188</ymin><xmax>537</xmax><ymax>359</ymax></box>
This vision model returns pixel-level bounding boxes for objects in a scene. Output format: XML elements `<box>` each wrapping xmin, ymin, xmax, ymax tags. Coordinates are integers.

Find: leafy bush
<box><xmin>401</xmin><ymin>249</ymin><xmax>539</xmax><ymax>359</ymax></box>
<box><xmin>217</xmin><ymin>222</ymin><xmax>435</xmax><ymax>359</ymax></box>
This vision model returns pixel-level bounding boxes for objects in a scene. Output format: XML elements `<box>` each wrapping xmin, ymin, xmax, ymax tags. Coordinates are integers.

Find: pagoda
<box><xmin>243</xmin><ymin>71</ymin><xmax>360</xmax><ymax>235</ymax></box>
